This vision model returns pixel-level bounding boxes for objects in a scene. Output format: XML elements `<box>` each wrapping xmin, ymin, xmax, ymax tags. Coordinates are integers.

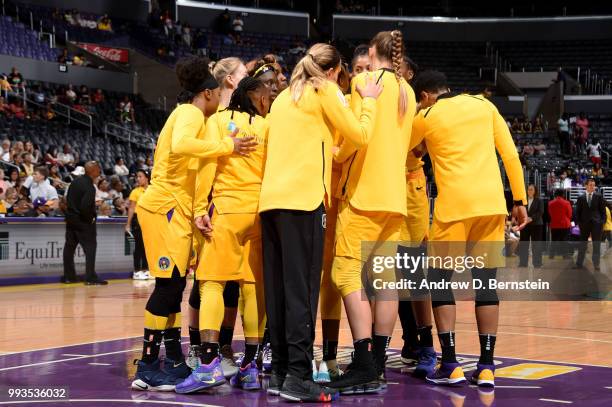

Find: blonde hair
<box><xmin>211</xmin><ymin>57</ymin><xmax>243</xmax><ymax>89</ymax></box>
<box><xmin>370</xmin><ymin>30</ymin><xmax>408</xmax><ymax>119</ymax></box>
<box><xmin>289</xmin><ymin>43</ymin><xmax>341</xmax><ymax>103</ymax></box>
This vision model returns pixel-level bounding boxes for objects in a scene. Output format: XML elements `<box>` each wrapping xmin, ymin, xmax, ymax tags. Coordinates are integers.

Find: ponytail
<box><xmin>371</xmin><ymin>30</ymin><xmax>408</xmax><ymax>119</ymax></box>
<box><xmin>289</xmin><ymin>43</ymin><xmax>341</xmax><ymax>103</ymax></box>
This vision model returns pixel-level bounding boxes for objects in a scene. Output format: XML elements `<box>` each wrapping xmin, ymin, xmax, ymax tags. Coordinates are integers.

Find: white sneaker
<box><xmin>133</xmin><ymin>271</ymin><xmax>144</xmax><ymax>280</ymax></box>
<box><xmin>316</xmin><ymin>360</ymin><xmax>330</xmax><ymax>383</ymax></box>
<box><xmin>142</xmin><ymin>270</ymin><xmax>152</xmax><ymax>280</ymax></box>
<box><xmin>220</xmin><ymin>345</ymin><xmax>238</xmax><ymax>379</ymax></box>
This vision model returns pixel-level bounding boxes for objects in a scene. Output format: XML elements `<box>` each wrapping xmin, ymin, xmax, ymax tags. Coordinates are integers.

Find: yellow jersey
<box><xmin>128</xmin><ymin>186</ymin><xmax>146</xmax><ymax>203</ymax></box>
<box><xmin>138</xmin><ymin>103</ymin><xmax>234</xmax><ymax>217</ymax></box>
<box><xmin>258</xmin><ymin>81</ymin><xmax>377</xmax><ymax>213</ymax></box>
<box><xmin>194</xmin><ymin>109</ymin><xmax>268</xmax><ymax>216</ymax></box>
<box><xmin>337</xmin><ymin>69</ymin><xmax>417</xmax><ymax>215</ymax></box>
<box><xmin>410</xmin><ymin>94</ymin><xmax>526</xmax><ymax>223</ymax></box>
<box><xmin>605</xmin><ymin>207</ymin><xmax>612</xmax><ymax>232</ymax></box>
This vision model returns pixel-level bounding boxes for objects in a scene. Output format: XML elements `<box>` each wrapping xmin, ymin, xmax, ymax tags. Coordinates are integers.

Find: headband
<box><xmin>185</xmin><ymin>76</ymin><xmax>219</xmax><ymax>93</ymax></box>
<box><xmin>253</xmin><ymin>64</ymin><xmax>275</xmax><ymax>78</ymax></box>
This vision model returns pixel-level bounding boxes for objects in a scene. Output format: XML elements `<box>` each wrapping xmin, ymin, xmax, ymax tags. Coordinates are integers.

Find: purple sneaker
<box><xmin>175</xmin><ymin>357</ymin><xmax>226</xmax><ymax>394</ymax></box>
<box><xmin>230</xmin><ymin>361</ymin><xmax>261</xmax><ymax>390</ymax></box>
<box><xmin>425</xmin><ymin>362</ymin><xmax>466</xmax><ymax>386</ymax></box>
<box><xmin>471</xmin><ymin>363</ymin><xmax>495</xmax><ymax>387</ymax></box>
<box><xmin>414</xmin><ymin>347</ymin><xmax>437</xmax><ymax>378</ymax></box>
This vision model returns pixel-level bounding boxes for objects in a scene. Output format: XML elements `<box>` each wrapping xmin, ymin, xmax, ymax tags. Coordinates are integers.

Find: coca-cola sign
<box><xmin>75</xmin><ymin>43</ymin><xmax>129</xmax><ymax>64</ymax></box>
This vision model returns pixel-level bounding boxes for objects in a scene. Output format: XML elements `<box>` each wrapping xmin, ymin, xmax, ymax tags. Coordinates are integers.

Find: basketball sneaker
<box><xmin>425</xmin><ymin>362</ymin><xmax>467</xmax><ymax>386</ymax></box>
<box><xmin>261</xmin><ymin>343</ymin><xmax>272</xmax><ymax>373</ymax></box>
<box><xmin>312</xmin><ymin>359</ymin><xmax>318</xmax><ymax>381</ymax></box>
<box><xmin>400</xmin><ymin>344</ymin><xmax>421</xmax><ymax>364</ymax></box>
<box><xmin>315</xmin><ymin>360</ymin><xmax>330</xmax><ymax>383</ymax></box>
<box><xmin>174</xmin><ymin>357</ymin><xmax>226</xmax><ymax>394</ymax></box>
<box><xmin>279</xmin><ymin>374</ymin><xmax>339</xmax><ymax>402</ymax></box>
<box><xmin>327</xmin><ymin>355</ymin><xmax>381</xmax><ymax>395</ymax></box>
<box><xmin>230</xmin><ymin>360</ymin><xmax>261</xmax><ymax>390</ymax></box>
<box><xmin>220</xmin><ymin>345</ymin><xmax>239</xmax><ymax>379</ymax></box>
<box><xmin>131</xmin><ymin>359</ymin><xmax>179</xmax><ymax>392</ymax></box>
<box><xmin>164</xmin><ymin>357</ymin><xmax>191</xmax><ymax>382</ymax></box>
<box><xmin>185</xmin><ymin>345</ymin><xmax>201</xmax><ymax>370</ymax></box>
<box><xmin>267</xmin><ymin>371</ymin><xmax>286</xmax><ymax>396</ymax></box>
<box><xmin>471</xmin><ymin>363</ymin><xmax>495</xmax><ymax>387</ymax></box>
<box><xmin>413</xmin><ymin>347</ymin><xmax>437</xmax><ymax>378</ymax></box>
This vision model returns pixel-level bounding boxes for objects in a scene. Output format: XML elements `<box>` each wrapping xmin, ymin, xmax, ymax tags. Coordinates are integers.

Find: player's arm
<box><xmin>320</xmin><ymin>78</ymin><xmax>378</xmax><ymax>149</ymax></box>
<box><xmin>193</xmin><ymin>121</ymin><xmax>221</xmax><ymax>220</ymax></box>
<box><xmin>493</xmin><ymin>108</ymin><xmax>526</xmax><ymax>205</ymax></box>
<box><xmin>409</xmin><ymin>112</ymin><xmax>426</xmax><ymax>151</ymax></box>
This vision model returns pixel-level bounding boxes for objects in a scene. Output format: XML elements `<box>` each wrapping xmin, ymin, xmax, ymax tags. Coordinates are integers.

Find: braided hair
<box><xmin>227</xmin><ymin>77</ymin><xmax>266</xmax><ymax>120</ymax></box>
<box><xmin>370</xmin><ymin>30</ymin><xmax>408</xmax><ymax>119</ymax></box>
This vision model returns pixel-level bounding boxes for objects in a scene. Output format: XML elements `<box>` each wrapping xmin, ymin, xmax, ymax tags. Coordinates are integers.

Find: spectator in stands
<box><xmin>32</xmin><ymin>85</ymin><xmax>45</xmax><ymax>104</ymax></box>
<box><xmin>0</xmin><ymin>168</ymin><xmax>6</xmax><ymax>197</ymax></box>
<box><xmin>560</xmin><ymin>170</ymin><xmax>572</xmax><ymax>189</ymax></box>
<box><xmin>112</xmin><ymin>196</ymin><xmax>128</xmax><ymax>216</ymax></box>
<box><xmin>114</xmin><ymin>157</ymin><xmax>130</xmax><ymax>179</ymax></box>
<box><xmin>558</xmin><ymin>113</ymin><xmax>570</xmax><ymax>155</ymax></box>
<box><xmin>48</xmin><ymin>164</ymin><xmax>64</xmax><ymax>190</ymax></box>
<box><xmin>97</xmin><ymin>14</ymin><xmax>113</xmax><ymax>31</ymax></box>
<box><xmin>24</xmin><ymin>141</ymin><xmax>41</xmax><ymax>164</ymax></box>
<box><xmin>214</xmin><ymin>8</ymin><xmax>233</xmax><ymax>35</ymax></box>
<box><xmin>57</xmin><ymin>144</ymin><xmax>76</xmax><ymax>171</ymax></box>
<box><xmin>534</xmin><ymin>140</ymin><xmax>546</xmax><ymax>156</ymax></box>
<box><xmin>23</xmin><ymin>166</ymin><xmax>58</xmax><ymax>216</ymax></box>
<box><xmin>58</xmin><ymin>48</ymin><xmax>70</xmax><ymax>64</ymax></box>
<box><xmin>44</xmin><ymin>104</ymin><xmax>56</xmax><ymax>121</ymax></box>
<box><xmin>63</xmin><ymin>161</ymin><xmax>106</xmax><ymax>285</ymax></box>
<box><xmin>548</xmin><ymin>189</ymin><xmax>573</xmax><ymax>259</ymax></box>
<box><xmin>11</xmin><ymin>141</ymin><xmax>24</xmax><ymax>162</ymax></box>
<box><xmin>98</xmin><ymin>201</ymin><xmax>112</xmax><ymax>217</ymax></box>
<box><xmin>192</xmin><ymin>29</ymin><xmax>208</xmax><ymax>55</ymax></box>
<box><xmin>587</xmin><ymin>138</ymin><xmax>602</xmax><ymax>165</ymax></box>
<box><xmin>79</xmin><ymin>85</ymin><xmax>91</xmax><ymax>105</ymax></box>
<box><xmin>20</xmin><ymin>153</ymin><xmax>34</xmax><ymax>177</ymax></box>
<box><xmin>5</xmin><ymin>168</ymin><xmax>19</xmax><ymax>188</ymax></box>
<box><xmin>232</xmin><ymin>13</ymin><xmax>244</xmax><ymax>43</ymax></box>
<box><xmin>119</xmin><ymin>96</ymin><xmax>135</xmax><ymax>124</ymax></box>
<box><xmin>518</xmin><ymin>184</ymin><xmax>544</xmax><ymax>268</ymax></box>
<box><xmin>576</xmin><ymin>112</ymin><xmax>589</xmax><ymax>141</ymax></box>
<box><xmin>12</xmin><ymin>154</ymin><xmax>25</xmax><ymax>177</ymax></box>
<box><xmin>0</xmin><ymin>139</ymin><xmax>10</xmax><ymax>160</ymax></box>
<box><xmin>96</xmin><ymin>178</ymin><xmax>111</xmax><ymax>204</ymax></box>
<box><xmin>9</xmin><ymin>100</ymin><xmax>26</xmax><ymax>119</ymax></box>
<box><xmin>129</xmin><ymin>157</ymin><xmax>146</xmax><ymax>174</ymax></box>
<box><xmin>182</xmin><ymin>23</ymin><xmax>192</xmax><ymax>47</ymax></box>
<box><xmin>523</xmin><ymin>118</ymin><xmax>533</xmax><ymax>133</ymax></box>
<box><xmin>534</xmin><ymin>117</ymin><xmax>544</xmax><ymax>134</ymax></box>
<box><xmin>8</xmin><ymin>67</ymin><xmax>24</xmax><ymax>90</ymax></box>
<box><xmin>575</xmin><ymin>178</ymin><xmax>606</xmax><ymax>270</ymax></box>
<box><xmin>592</xmin><ymin>162</ymin><xmax>604</xmax><ymax>180</ymax></box>
<box><xmin>88</xmin><ymin>89</ymin><xmax>103</xmax><ymax>105</ymax></box>
<box><xmin>144</xmin><ymin>156</ymin><xmax>153</xmax><ymax>170</ymax></box>
<box><xmin>212</xmin><ymin>57</ymin><xmax>248</xmax><ymax>108</ymax></box>
<box><xmin>0</xmin><ymin>96</ymin><xmax>9</xmax><ymax>116</ymax></box>
<box><xmin>108</xmin><ymin>176</ymin><xmax>125</xmax><ymax>200</ymax></box>
<box><xmin>511</xmin><ymin>117</ymin><xmax>522</xmax><ymax>133</ymax></box>
<box><xmin>65</xmin><ymin>84</ymin><xmax>77</xmax><ymax>103</ymax></box>
<box><xmin>521</xmin><ymin>143</ymin><xmax>535</xmax><ymax>157</ymax></box>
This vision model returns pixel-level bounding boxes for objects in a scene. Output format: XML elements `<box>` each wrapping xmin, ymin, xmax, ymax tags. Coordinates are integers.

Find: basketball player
<box><xmin>351</xmin><ymin>44</ymin><xmax>371</xmax><ymax>78</ymax></box>
<box><xmin>177</xmin><ymin>77</ymin><xmax>270</xmax><ymax>393</ymax></box>
<box><xmin>131</xmin><ymin>56</ymin><xmax>256</xmax><ymax>392</ymax></box>
<box><xmin>259</xmin><ymin>43</ymin><xmax>382</xmax><ymax>402</ymax></box>
<box><xmin>329</xmin><ymin>30</ymin><xmax>416</xmax><ymax>393</ymax></box>
<box><xmin>410</xmin><ymin>70</ymin><xmax>527</xmax><ymax>387</ymax></box>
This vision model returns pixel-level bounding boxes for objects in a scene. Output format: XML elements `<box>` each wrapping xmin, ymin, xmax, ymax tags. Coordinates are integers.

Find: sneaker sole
<box><xmin>130</xmin><ymin>379</ymin><xmax>175</xmax><ymax>392</ymax></box>
<box><xmin>267</xmin><ymin>388</ymin><xmax>281</xmax><ymax>396</ymax></box>
<box><xmin>337</xmin><ymin>380</ymin><xmax>382</xmax><ymax>395</ymax></box>
<box><xmin>425</xmin><ymin>376</ymin><xmax>467</xmax><ymax>386</ymax></box>
<box><xmin>174</xmin><ymin>378</ymin><xmax>226</xmax><ymax>394</ymax></box>
<box><xmin>400</xmin><ymin>356</ymin><xmax>418</xmax><ymax>365</ymax></box>
<box><xmin>471</xmin><ymin>377</ymin><xmax>495</xmax><ymax>387</ymax></box>
<box><xmin>279</xmin><ymin>390</ymin><xmax>338</xmax><ymax>402</ymax></box>
<box><xmin>414</xmin><ymin>365</ymin><xmax>436</xmax><ymax>378</ymax></box>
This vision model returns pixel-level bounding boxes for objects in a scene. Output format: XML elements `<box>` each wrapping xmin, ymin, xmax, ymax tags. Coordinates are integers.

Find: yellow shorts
<box><xmin>137</xmin><ymin>205</ymin><xmax>192</xmax><ymax>278</ymax></box>
<box><xmin>400</xmin><ymin>168</ymin><xmax>429</xmax><ymax>244</ymax></box>
<box><xmin>189</xmin><ymin>227</ymin><xmax>200</xmax><ymax>268</ymax></box>
<box><xmin>333</xmin><ymin>201</ymin><xmax>404</xmax><ymax>297</ymax></box>
<box><xmin>196</xmin><ymin>207</ymin><xmax>262</xmax><ymax>283</ymax></box>
<box><xmin>429</xmin><ymin>214</ymin><xmax>506</xmax><ymax>269</ymax></box>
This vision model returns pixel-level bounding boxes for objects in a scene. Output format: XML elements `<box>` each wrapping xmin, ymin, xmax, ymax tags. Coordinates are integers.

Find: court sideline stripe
<box><xmin>0</xmin><ymin>336</ymin><xmax>141</xmax><ymax>357</ymax></box>
<box><xmin>539</xmin><ymin>398</ymin><xmax>573</xmax><ymax>404</ymax></box>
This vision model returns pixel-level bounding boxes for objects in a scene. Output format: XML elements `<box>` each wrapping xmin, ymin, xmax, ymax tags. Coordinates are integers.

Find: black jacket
<box><xmin>65</xmin><ymin>175</ymin><xmax>96</xmax><ymax>226</ymax></box>
<box><xmin>527</xmin><ymin>197</ymin><xmax>544</xmax><ymax>226</ymax></box>
<box><xmin>575</xmin><ymin>192</ymin><xmax>606</xmax><ymax>225</ymax></box>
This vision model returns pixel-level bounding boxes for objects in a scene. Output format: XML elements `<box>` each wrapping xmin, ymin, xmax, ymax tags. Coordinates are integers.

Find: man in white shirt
<box><xmin>586</xmin><ymin>140</ymin><xmax>602</xmax><ymax>165</ymax></box>
<box><xmin>0</xmin><ymin>139</ymin><xmax>10</xmax><ymax>161</ymax></box>
<box><xmin>23</xmin><ymin>166</ymin><xmax>59</xmax><ymax>216</ymax></box>
<box><xmin>57</xmin><ymin>144</ymin><xmax>76</xmax><ymax>170</ymax></box>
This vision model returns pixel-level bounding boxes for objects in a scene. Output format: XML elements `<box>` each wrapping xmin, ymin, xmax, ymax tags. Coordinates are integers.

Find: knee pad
<box><xmin>188</xmin><ymin>282</ymin><xmax>201</xmax><ymax>309</ymax></box>
<box><xmin>472</xmin><ymin>267</ymin><xmax>499</xmax><ymax>306</ymax></box>
<box><xmin>223</xmin><ymin>281</ymin><xmax>240</xmax><ymax>308</ymax></box>
<box><xmin>427</xmin><ymin>268</ymin><xmax>455</xmax><ymax>308</ymax></box>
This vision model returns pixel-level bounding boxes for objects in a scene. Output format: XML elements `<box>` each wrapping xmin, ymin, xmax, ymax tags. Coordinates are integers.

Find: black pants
<box><xmin>132</xmin><ymin>219</ymin><xmax>148</xmax><ymax>271</ymax></box>
<box><xmin>261</xmin><ymin>204</ymin><xmax>325</xmax><ymax>380</ymax></box>
<box><xmin>550</xmin><ymin>228</ymin><xmax>570</xmax><ymax>257</ymax></box>
<box><xmin>519</xmin><ymin>224</ymin><xmax>543</xmax><ymax>267</ymax></box>
<box><xmin>559</xmin><ymin>131</ymin><xmax>570</xmax><ymax>155</ymax></box>
<box><xmin>577</xmin><ymin>222</ymin><xmax>603</xmax><ymax>267</ymax></box>
<box><xmin>63</xmin><ymin>222</ymin><xmax>98</xmax><ymax>281</ymax></box>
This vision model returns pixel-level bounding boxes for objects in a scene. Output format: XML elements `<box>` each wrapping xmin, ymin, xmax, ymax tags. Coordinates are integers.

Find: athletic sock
<box><xmin>200</xmin><ymin>342</ymin><xmax>220</xmax><ymax>365</ymax></box>
<box><xmin>163</xmin><ymin>327</ymin><xmax>183</xmax><ymax>361</ymax></box>
<box><xmin>438</xmin><ymin>331</ymin><xmax>457</xmax><ymax>363</ymax></box>
<box><xmin>354</xmin><ymin>338</ymin><xmax>373</xmax><ymax>362</ymax></box>
<box><xmin>398</xmin><ymin>300</ymin><xmax>419</xmax><ymax>348</ymax></box>
<box><xmin>242</xmin><ymin>343</ymin><xmax>260</xmax><ymax>368</ymax></box>
<box><xmin>219</xmin><ymin>326</ymin><xmax>234</xmax><ymax>349</ymax></box>
<box><xmin>417</xmin><ymin>325</ymin><xmax>434</xmax><ymax>348</ymax></box>
<box><xmin>322</xmin><ymin>340</ymin><xmax>338</xmax><ymax>362</ymax></box>
<box><xmin>373</xmin><ymin>335</ymin><xmax>391</xmax><ymax>371</ymax></box>
<box><xmin>142</xmin><ymin>328</ymin><xmax>163</xmax><ymax>364</ymax></box>
<box><xmin>188</xmin><ymin>326</ymin><xmax>201</xmax><ymax>346</ymax></box>
<box><xmin>478</xmin><ymin>334</ymin><xmax>496</xmax><ymax>365</ymax></box>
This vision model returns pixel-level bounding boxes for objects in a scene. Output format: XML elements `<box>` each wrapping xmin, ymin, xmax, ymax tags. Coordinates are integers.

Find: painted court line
<box><xmin>0</xmin><ymin>336</ymin><xmax>141</xmax><ymax>357</ymax></box>
<box><xmin>469</xmin><ymin>385</ymin><xmax>541</xmax><ymax>389</ymax></box>
<box><xmin>61</xmin><ymin>354</ymin><xmax>89</xmax><ymax>357</ymax></box>
<box><xmin>0</xmin><ymin>399</ymin><xmax>220</xmax><ymax>406</ymax></box>
<box><xmin>539</xmin><ymin>399</ymin><xmax>573</xmax><ymax>404</ymax></box>
<box><xmin>88</xmin><ymin>362</ymin><xmax>112</xmax><ymax>366</ymax></box>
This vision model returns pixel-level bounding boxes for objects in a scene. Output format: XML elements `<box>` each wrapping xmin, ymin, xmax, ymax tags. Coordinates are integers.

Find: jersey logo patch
<box><xmin>158</xmin><ymin>256</ymin><xmax>171</xmax><ymax>271</ymax></box>
<box><xmin>337</xmin><ymin>89</ymin><xmax>348</xmax><ymax>107</ymax></box>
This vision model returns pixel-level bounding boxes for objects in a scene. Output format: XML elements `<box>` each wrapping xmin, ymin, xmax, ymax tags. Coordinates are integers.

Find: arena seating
<box><xmin>0</xmin><ymin>15</ymin><xmax>57</xmax><ymax>61</ymax></box>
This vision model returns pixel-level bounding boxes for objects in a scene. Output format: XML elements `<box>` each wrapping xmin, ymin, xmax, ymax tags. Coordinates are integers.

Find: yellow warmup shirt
<box><xmin>406</xmin><ymin>151</ymin><xmax>424</xmax><ymax>173</ymax></box>
<box><xmin>128</xmin><ymin>186</ymin><xmax>146</xmax><ymax>203</ymax></box>
<box><xmin>259</xmin><ymin>81</ymin><xmax>377</xmax><ymax>213</ymax></box>
<box><xmin>194</xmin><ymin>110</ymin><xmax>268</xmax><ymax>216</ymax></box>
<box><xmin>138</xmin><ymin>103</ymin><xmax>234</xmax><ymax>218</ymax></box>
<box><xmin>410</xmin><ymin>94</ymin><xmax>526</xmax><ymax>223</ymax></box>
<box><xmin>336</xmin><ymin>69</ymin><xmax>417</xmax><ymax>215</ymax></box>
<box><xmin>605</xmin><ymin>207</ymin><xmax>612</xmax><ymax>232</ymax></box>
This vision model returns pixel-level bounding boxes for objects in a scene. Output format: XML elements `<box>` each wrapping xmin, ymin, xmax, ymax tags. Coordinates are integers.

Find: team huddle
<box><xmin>129</xmin><ymin>29</ymin><xmax>528</xmax><ymax>402</ymax></box>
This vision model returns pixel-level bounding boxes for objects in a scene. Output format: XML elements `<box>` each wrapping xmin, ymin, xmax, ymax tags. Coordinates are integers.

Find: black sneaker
<box><xmin>267</xmin><ymin>371</ymin><xmax>285</xmax><ymax>396</ymax></box>
<box><xmin>375</xmin><ymin>355</ymin><xmax>388</xmax><ymax>390</ymax></box>
<box><xmin>85</xmin><ymin>278</ymin><xmax>108</xmax><ymax>285</ymax></box>
<box><xmin>327</xmin><ymin>358</ymin><xmax>381</xmax><ymax>395</ymax></box>
<box><xmin>400</xmin><ymin>344</ymin><xmax>421</xmax><ymax>365</ymax></box>
<box><xmin>60</xmin><ymin>276</ymin><xmax>78</xmax><ymax>284</ymax></box>
<box><xmin>279</xmin><ymin>374</ymin><xmax>338</xmax><ymax>402</ymax></box>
